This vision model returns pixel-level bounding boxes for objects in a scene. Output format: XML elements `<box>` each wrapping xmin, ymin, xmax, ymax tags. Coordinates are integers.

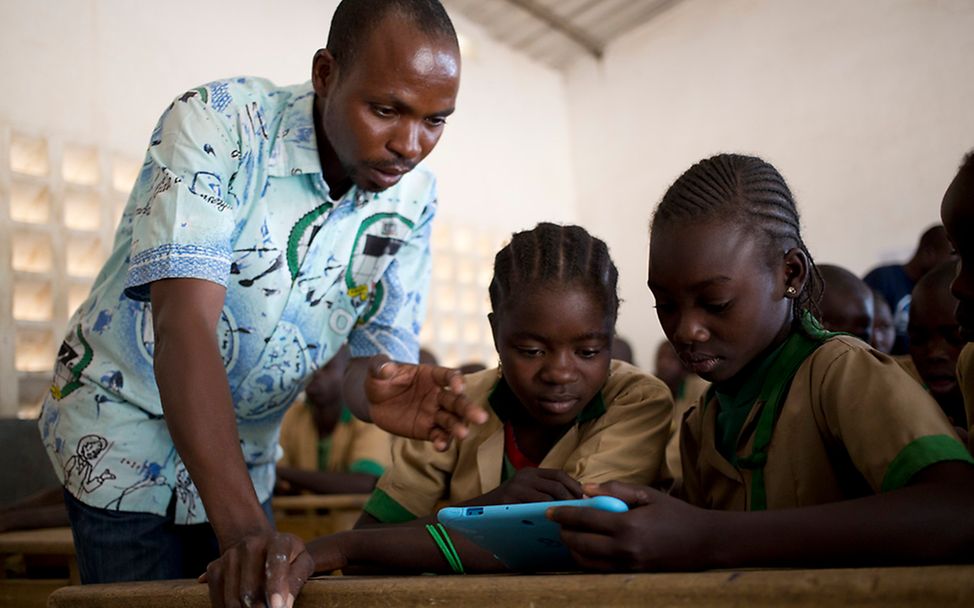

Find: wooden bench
<box><xmin>0</xmin><ymin>526</ymin><xmax>76</xmax><ymax>608</ymax></box>
<box><xmin>47</xmin><ymin>565</ymin><xmax>974</xmax><ymax>607</ymax></box>
<box><xmin>271</xmin><ymin>494</ymin><xmax>369</xmax><ymax>541</ymax></box>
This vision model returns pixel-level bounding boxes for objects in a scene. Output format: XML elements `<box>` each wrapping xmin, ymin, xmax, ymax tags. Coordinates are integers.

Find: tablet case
<box><xmin>437</xmin><ymin>495</ymin><xmax>628</xmax><ymax>571</ymax></box>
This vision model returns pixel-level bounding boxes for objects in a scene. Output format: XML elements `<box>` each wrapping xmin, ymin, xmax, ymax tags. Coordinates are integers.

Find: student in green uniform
<box><xmin>548</xmin><ymin>153</ymin><xmax>974</xmax><ymax>570</ymax></box>
<box><xmin>941</xmin><ymin>149</ymin><xmax>974</xmax><ymax>450</ymax></box>
<box><xmin>206</xmin><ymin>223</ymin><xmax>673</xmax><ymax>598</ymax></box>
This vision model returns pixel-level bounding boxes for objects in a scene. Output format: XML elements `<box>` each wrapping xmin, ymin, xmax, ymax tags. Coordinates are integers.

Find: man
<box><xmin>38</xmin><ymin>0</ymin><xmax>482</xmax><ymax>596</ymax></box>
<box><xmin>864</xmin><ymin>224</ymin><xmax>955</xmax><ymax>353</ymax></box>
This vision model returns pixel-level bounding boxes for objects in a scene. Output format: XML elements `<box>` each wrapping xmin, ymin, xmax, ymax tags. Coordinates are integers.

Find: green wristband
<box><xmin>426</xmin><ymin>523</ymin><xmax>465</xmax><ymax>574</ymax></box>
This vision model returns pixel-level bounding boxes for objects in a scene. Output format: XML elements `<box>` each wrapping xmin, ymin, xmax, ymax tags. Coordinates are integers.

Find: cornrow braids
<box><xmin>489</xmin><ymin>223</ymin><xmax>620</xmax><ymax>326</ymax></box>
<box><xmin>650</xmin><ymin>153</ymin><xmax>823</xmax><ymax>332</ymax></box>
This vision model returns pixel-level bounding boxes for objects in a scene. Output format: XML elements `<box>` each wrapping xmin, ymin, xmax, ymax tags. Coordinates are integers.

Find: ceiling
<box><xmin>444</xmin><ymin>0</ymin><xmax>681</xmax><ymax>70</ymax></box>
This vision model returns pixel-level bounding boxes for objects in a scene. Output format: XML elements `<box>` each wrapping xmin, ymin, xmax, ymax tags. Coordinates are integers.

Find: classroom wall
<box><xmin>0</xmin><ymin>0</ymin><xmax>576</xmax><ymax>231</ymax></box>
<box><xmin>565</xmin><ymin>0</ymin><xmax>974</xmax><ymax>365</ymax></box>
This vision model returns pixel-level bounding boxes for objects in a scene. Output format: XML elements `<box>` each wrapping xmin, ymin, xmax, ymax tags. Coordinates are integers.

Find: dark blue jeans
<box><xmin>64</xmin><ymin>489</ymin><xmax>274</xmax><ymax>583</ymax></box>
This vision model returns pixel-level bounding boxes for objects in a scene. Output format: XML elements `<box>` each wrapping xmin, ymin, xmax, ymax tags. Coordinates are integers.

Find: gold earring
<box><xmin>786</xmin><ymin>286</ymin><xmax>798</xmax><ymax>297</ymax></box>
<box><xmin>496</xmin><ymin>360</ymin><xmax>503</xmax><ymax>379</ymax></box>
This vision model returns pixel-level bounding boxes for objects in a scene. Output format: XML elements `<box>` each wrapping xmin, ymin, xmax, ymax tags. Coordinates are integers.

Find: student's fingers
<box><xmin>582</xmin><ymin>481</ymin><xmax>655</xmax><ymax>507</ymax></box>
<box><xmin>535</xmin><ymin>469</ymin><xmax>583</xmax><ymax>497</ymax></box>
<box><xmin>529</xmin><ymin>476</ymin><xmax>583</xmax><ymax>501</ymax></box>
<box><xmin>547</xmin><ymin>505</ymin><xmax>625</xmax><ymax>535</ymax></box>
<box><xmin>559</xmin><ymin>528</ymin><xmax>622</xmax><ymax>570</ymax></box>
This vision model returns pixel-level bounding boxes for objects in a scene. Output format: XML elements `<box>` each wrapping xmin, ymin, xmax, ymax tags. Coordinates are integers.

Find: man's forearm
<box><xmin>154</xmin><ymin>319</ymin><xmax>270</xmax><ymax>548</ymax></box>
<box><xmin>275</xmin><ymin>466</ymin><xmax>377</xmax><ymax>495</ymax></box>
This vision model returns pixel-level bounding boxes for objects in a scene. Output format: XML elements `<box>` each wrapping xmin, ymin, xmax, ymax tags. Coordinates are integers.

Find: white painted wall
<box><xmin>0</xmin><ymin>0</ymin><xmax>576</xmax><ymax>232</ymax></box>
<box><xmin>565</xmin><ymin>0</ymin><xmax>974</xmax><ymax>366</ymax></box>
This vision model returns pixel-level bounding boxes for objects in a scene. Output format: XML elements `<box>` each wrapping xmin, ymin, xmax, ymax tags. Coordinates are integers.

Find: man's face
<box><xmin>313</xmin><ymin>15</ymin><xmax>460</xmax><ymax>193</ymax></box>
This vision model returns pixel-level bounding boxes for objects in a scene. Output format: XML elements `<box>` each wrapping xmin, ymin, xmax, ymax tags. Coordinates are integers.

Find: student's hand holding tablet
<box><xmin>548</xmin><ymin>480</ymin><xmax>713</xmax><ymax>571</ymax></box>
<box><xmin>478</xmin><ymin>467</ymin><xmax>584</xmax><ymax>503</ymax></box>
<box><xmin>438</xmin><ymin>496</ymin><xmax>627</xmax><ymax>571</ymax></box>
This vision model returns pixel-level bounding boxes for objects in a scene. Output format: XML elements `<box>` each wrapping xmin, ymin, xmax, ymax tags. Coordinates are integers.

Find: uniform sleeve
<box><xmin>815</xmin><ymin>339</ymin><xmax>974</xmax><ymax>493</ymax></box>
<box><xmin>569</xmin><ymin>368</ymin><xmax>674</xmax><ymax>486</ymax></box>
<box><xmin>346</xmin><ymin>187</ymin><xmax>436</xmax><ymax>364</ymax></box>
<box><xmin>345</xmin><ymin>419</ymin><xmax>392</xmax><ymax>477</ymax></box>
<box><xmin>362</xmin><ymin>433</ymin><xmax>456</xmax><ymax>523</ymax></box>
<box><xmin>124</xmin><ymin>85</ymin><xmax>242</xmax><ymax>301</ymax></box>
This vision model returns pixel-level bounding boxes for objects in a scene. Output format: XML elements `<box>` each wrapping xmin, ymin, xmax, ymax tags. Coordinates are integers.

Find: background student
<box><xmin>818</xmin><ymin>264</ymin><xmax>875</xmax><ymax>343</ymax></box>
<box><xmin>549</xmin><ymin>153</ymin><xmax>974</xmax><ymax>571</ymax></box>
<box><xmin>276</xmin><ymin>346</ymin><xmax>391</xmax><ymax>496</ymax></box>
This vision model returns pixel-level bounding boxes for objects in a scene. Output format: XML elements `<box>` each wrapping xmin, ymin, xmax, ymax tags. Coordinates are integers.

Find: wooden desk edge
<box><xmin>47</xmin><ymin>565</ymin><xmax>974</xmax><ymax>608</ymax></box>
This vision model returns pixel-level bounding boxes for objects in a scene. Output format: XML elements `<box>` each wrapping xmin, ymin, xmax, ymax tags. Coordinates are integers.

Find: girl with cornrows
<box><xmin>207</xmin><ymin>223</ymin><xmax>673</xmax><ymax>596</ymax></box>
<box><xmin>549</xmin><ymin>153</ymin><xmax>974</xmax><ymax>570</ymax></box>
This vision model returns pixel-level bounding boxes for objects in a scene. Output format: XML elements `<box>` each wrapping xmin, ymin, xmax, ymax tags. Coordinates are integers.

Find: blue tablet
<box><xmin>437</xmin><ymin>496</ymin><xmax>628</xmax><ymax>572</ymax></box>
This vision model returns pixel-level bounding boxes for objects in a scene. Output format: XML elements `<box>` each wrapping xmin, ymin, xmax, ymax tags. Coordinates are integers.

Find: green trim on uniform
<box><xmin>501</xmin><ymin>454</ymin><xmax>516</xmax><ymax>482</ymax></box>
<box><xmin>349</xmin><ymin>458</ymin><xmax>385</xmax><ymax>477</ymax></box>
<box><xmin>339</xmin><ymin>406</ymin><xmax>353</xmax><ymax>424</ymax></box>
<box><xmin>363</xmin><ymin>487</ymin><xmax>417</xmax><ymax>523</ymax></box>
<box><xmin>881</xmin><ymin>434</ymin><xmax>974</xmax><ymax>492</ymax></box>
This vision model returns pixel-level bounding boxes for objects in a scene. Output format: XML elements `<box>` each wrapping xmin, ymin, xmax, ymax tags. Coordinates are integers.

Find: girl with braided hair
<box><xmin>218</xmin><ymin>222</ymin><xmax>673</xmax><ymax>589</ymax></box>
<box><xmin>549</xmin><ymin>153</ymin><xmax>974</xmax><ymax>570</ymax></box>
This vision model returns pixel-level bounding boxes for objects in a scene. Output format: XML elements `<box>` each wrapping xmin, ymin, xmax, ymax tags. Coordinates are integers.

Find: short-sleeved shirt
<box><xmin>959</xmin><ymin>342</ymin><xmax>974</xmax><ymax>452</ymax></box>
<box><xmin>364</xmin><ymin>360</ymin><xmax>673</xmax><ymax>522</ymax></box>
<box><xmin>663</xmin><ymin>374</ymin><xmax>709</xmax><ymax>488</ymax></box>
<box><xmin>679</xmin><ymin>335</ymin><xmax>973</xmax><ymax>510</ymax></box>
<box><xmin>38</xmin><ymin>77</ymin><xmax>436</xmax><ymax>524</ymax></box>
<box><xmin>278</xmin><ymin>399</ymin><xmax>391</xmax><ymax>477</ymax></box>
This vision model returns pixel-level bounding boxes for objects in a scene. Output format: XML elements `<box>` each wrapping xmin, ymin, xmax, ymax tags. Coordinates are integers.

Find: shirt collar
<box><xmin>487</xmin><ymin>376</ymin><xmax>607</xmax><ymax>424</ymax></box>
<box><xmin>267</xmin><ymin>82</ymin><xmax>326</xmax><ymax>179</ymax></box>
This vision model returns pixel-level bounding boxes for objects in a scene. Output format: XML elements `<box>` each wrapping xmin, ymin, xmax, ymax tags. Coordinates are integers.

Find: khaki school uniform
<box><xmin>680</xmin><ymin>336</ymin><xmax>972</xmax><ymax>511</ymax></box>
<box><xmin>959</xmin><ymin>342</ymin><xmax>974</xmax><ymax>452</ymax></box>
<box><xmin>278</xmin><ymin>400</ymin><xmax>391</xmax><ymax>477</ymax></box>
<box><xmin>893</xmin><ymin>354</ymin><xmax>923</xmax><ymax>386</ymax></box>
<box><xmin>364</xmin><ymin>360</ymin><xmax>673</xmax><ymax>522</ymax></box>
<box><xmin>663</xmin><ymin>375</ymin><xmax>710</xmax><ymax>488</ymax></box>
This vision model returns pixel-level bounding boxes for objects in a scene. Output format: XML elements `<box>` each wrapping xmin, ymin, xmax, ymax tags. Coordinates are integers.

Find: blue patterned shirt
<box><xmin>39</xmin><ymin>77</ymin><xmax>436</xmax><ymax>524</ymax></box>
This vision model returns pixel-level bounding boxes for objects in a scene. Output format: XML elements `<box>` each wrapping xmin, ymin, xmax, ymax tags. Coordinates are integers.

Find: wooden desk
<box><xmin>47</xmin><ymin>565</ymin><xmax>974</xmax><ymax>608</ymax></box>
<box><xmin>0</xmin><ymin>527</ymin><xmax>77</xmax><ymax>608</ymax></box>
<box><xmin>271</xmin><ymin>494</ymin><xmax>370</xmax><ymax>541</ymax></box>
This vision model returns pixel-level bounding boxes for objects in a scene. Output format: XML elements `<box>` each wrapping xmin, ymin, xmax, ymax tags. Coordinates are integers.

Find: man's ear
<box><xmin>312</xmin><ymin>49</ymin><xmax>338</xmax><ymax>97</ymax></box>
<box><xmin>783</xmin><ymin>248</ymin><xmax>809</xmax><ymax>298</ymax></box>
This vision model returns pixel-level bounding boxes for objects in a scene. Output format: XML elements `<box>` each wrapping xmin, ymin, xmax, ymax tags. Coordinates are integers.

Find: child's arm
<box><xmin>354</xmin><ymin>467</ymin><xmax>582</xmax><ymax>528</ymax></box>
<box><xmin>549</xmin><ymin>462</ymin><xmax>974</xmax><ymax>570</ymax></box>
<box><xmin>307</xmin><ymin>526</ymin><xmax>507</xmax><ymax>575</ymax></box>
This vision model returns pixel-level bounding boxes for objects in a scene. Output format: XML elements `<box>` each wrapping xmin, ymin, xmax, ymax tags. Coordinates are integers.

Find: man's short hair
<box><xmin>326</xmin><ymin>0</ymin><xmax>458</xmax><ymax>67</ymax></box>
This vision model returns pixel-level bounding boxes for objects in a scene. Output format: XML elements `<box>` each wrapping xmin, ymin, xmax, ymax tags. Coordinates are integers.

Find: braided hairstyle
<box><xmin>489</xmin><ymin>223</ymin><xmax>620</xmax><ymax>328</ymax></box>
<box><xmin>650</xmin><ymin>153</ymin><xmax>823</xmax><ymax>331</ymax></box>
